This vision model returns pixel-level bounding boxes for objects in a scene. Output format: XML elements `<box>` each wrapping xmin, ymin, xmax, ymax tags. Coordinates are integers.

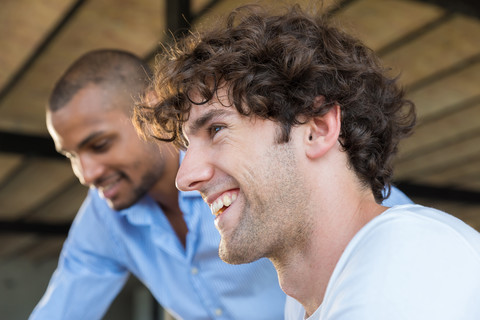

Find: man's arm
<box><xmin>29</xmin><ymin>191</ymin><xmax>129</xmax><ymax>320</ymax></box>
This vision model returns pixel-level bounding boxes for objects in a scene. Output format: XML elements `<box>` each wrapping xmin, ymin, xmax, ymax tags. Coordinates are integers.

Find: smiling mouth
<box><xmin>210</xmin><ymin>192</ymin><xmax>238</xmax><ymax>217</ymax></box>
<box><xmin>97</xmin><ymin>174</ymin><xmax>123</xmax><ymax>198</ymax></box>
<box><xmin>100</xmin><ymin>181</ymin><xmax>117</xmax><ymax>193</ymax></box>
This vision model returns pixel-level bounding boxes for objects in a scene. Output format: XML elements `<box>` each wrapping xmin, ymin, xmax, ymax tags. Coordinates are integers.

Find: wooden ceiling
<box><xmin>0</xmin><ymin>0</ymin><xmax>479</xmax><ymax>261</ymax></box>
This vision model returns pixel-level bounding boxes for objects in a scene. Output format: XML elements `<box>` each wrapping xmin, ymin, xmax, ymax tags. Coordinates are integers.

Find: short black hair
<box><xmin>49</xmin><ymin>49</ymin><xmax>152</xmax><ymax>112</ymax></box>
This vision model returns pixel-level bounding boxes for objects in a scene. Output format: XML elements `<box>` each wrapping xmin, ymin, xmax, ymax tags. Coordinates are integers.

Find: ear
<box><xmin>305</xmin><ymin>98</ymin><xmax>341</xmax><ymax>160</ymax></box>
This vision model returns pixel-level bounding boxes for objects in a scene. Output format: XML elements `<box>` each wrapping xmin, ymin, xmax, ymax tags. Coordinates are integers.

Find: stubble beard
<box><xmin>218</xmin><ymin>142</ymin><xmax>312</xmax><ymax>265</ymax></box>
<box><xmin>108</xmin><ymin>167</ymin><xmax>163</xmax><ymax>211</ymax></box>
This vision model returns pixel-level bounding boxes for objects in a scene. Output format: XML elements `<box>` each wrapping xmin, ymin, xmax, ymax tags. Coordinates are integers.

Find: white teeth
<box><xmin>223</xmin><ymin>195</ymin><xmax>232</xmax><ymax>207</ymax></box>
<box><xmin>210</xmin><ymin>193</ymin><xmax>237</xmax><ymax>216</ymax></box>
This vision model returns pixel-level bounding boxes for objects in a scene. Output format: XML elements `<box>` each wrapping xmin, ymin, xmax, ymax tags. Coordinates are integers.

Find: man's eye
<box><xmin>209</xmin><ymin>125</ymin><xmax>225</xmax><ymax>136</ymax></box>
<box><xmin>92</xmin><ymin>140</ymin><xmax>109</xmax><ymax>151</ymax></box>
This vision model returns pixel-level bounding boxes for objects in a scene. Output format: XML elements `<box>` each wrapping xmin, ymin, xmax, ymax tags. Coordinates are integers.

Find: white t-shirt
<box><xmin>285</xmin><ymin>204</ymin><xmax>480</xmax><ymax>320</ymax></box>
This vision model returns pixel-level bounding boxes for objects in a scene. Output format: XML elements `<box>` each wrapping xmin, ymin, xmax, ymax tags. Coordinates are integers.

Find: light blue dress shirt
<box><xmin>30</xmin><ymin>188</ymin><xmax>286</xmax><ymax>320</ymax></box>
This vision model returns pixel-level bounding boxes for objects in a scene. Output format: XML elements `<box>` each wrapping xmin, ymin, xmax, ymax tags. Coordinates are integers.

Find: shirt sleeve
<box><xmin>29</xmin><ymin>191</ymin><xmax>129</xmax><ymax>320</ymax></box>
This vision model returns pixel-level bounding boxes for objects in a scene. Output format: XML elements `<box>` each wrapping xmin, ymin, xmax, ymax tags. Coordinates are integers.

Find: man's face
<box><xmin>47</xmin><ymin>84</ymin><xmax>166</xmax><ymax>210</ymax></box>
<box><xmin>176</xmin><ymin>87</ymin><xmax>312</xmax><ymax>264</ymax></box>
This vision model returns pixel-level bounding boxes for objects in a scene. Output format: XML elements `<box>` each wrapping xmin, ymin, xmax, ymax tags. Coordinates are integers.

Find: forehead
<box><xmin>47</xmin><ymin>84</ymin><xmax>129</xmax><ymax>148</ymax></box>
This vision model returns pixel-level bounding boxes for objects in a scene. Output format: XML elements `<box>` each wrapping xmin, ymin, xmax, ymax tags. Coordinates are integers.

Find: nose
<box><xmin>71</xmin><ymin>154</ymin><xmax>105</xmax><ymax>187</ymax></box>
<box><xmin>176</xmin><ymin>147</ymin><xmax>214</xmax><ymax>192</ymax></box>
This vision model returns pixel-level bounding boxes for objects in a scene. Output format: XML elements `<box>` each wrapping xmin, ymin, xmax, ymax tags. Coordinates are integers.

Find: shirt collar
<box><xmin>119</xmin><ymin>194</ymin><xmax>156</xmax><ymax>226</ymax></box>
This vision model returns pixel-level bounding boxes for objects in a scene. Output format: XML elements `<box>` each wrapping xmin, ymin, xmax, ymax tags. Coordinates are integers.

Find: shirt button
<box><xmin>215</xmin><ymin>308</ymin><xmax>223</xmax><ymax>316</ymax></box>
<box><xmin>191</xmin><ymin>267</ymin><xmax>199</xmax><ymax>275</ymax></box>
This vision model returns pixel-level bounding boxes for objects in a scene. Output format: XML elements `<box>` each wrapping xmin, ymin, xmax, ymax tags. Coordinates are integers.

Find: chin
<box><xmin>110</xmin><ymin>188</ymin><xmax>149</xmax><ymax>211</ymax></box>
<box><xmin>219</xmin><ymin>242</ymin><xmax>261</xmax><ymax>265</ymax></box>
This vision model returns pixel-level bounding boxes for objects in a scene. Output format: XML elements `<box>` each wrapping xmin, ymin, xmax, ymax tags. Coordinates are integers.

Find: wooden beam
<box><xmin>395</xmin><ymin>180</ymin><xmax>480</xmax><ymax>204</ymax></box>
<box><xmin>166</xmin><ymin>0</ymin><xmax>191</xmax><ymax>38</ymax></box>
<box><xmin>418</xmin><ymin>0</ymin><xmax>480</xmax><ymax>18</ymax></box>
<box><xmin>0</xmin><ymin>131</ymin><xmax>62</xmax><ymax>159</ymax></box>
<box><xmin>0</xmin><ymin>220</ymin><xmax>70</xmax><ymax>236</ymax></box>
<box><xmin>398</xmin><ymin>100</ymin><xmax>480</xmax><ymax>159</ymax></box>
<box><xmin>395</xmin><ymin>133</ymin><xmax>480</xmax><ymax>179</ymax></box>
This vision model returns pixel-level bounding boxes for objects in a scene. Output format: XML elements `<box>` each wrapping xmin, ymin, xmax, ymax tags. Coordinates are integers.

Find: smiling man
<box><xmin>135</xmin><ymin>4</ymin><xmax>480</xmax><ymax>320</ymax></box>
<box><xmin>175</xmin><ymin>89</ymin><xmax>314</xmax><ymax>266</ymax></box>
<box><xmin>30</xmin><ymin>49</ymin><xmax>286</xmax><ymax>320</ymax></box>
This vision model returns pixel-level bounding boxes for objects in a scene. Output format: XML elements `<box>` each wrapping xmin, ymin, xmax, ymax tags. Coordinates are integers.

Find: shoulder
<box><xmin>360</xmin><ymin>205</ymin><xmax>480</xmax><ymax>254</ymax></box>
<box><xmin>342</xmin><ymin>205</ymin><xmax>480</xmax><ymax>272</ymax></box>
<box><xmin>322</xmin><ymin>204</ymin><xmax>480</xmax><ymax>319</ymax></box>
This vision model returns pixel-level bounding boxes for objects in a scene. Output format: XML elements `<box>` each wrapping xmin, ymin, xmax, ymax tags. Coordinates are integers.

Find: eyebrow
<box><xmin>187</xmin><ymin>109</ymin><xmax>231</xmax><ymax>136</ymax></box>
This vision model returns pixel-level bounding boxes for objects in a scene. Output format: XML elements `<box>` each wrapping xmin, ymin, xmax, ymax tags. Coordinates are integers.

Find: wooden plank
<box><xmin>193</xmin><ymin>0</ymin><xmax>341</xmax><ymax>29</ymax></box>
<box><xmin>27</xmin><ymin>181</ymin><xmax>87</xmax><ymax>223</ymax></box>
<box><xmin>336</xmin><ymin>0</ymin><xmax>444</xmax><ymax>51</ymax></box>
<box><xmin>395</xmin><ymin>133</ymin><xmax>480</xmax><ymax>179</ymax></box>
<box><xmin>382</xmin><ymin>15</ymin><xmax>480</xmax><ymax>87</ymax></box>
<box><xmin>407</xmin><ymin>62</ymin><xmax>480</xmax><ymax>120</ymax></box>
<box><xmin>191</xmin><ymin>0</ymin><xmax>215</xmax><ymax>16</ymax></box>
<box><xmin>0</xmin><ymin>0</ymin><xmax>75</xmax><ymax>88</ymax></box>
<box><xmin>0</xmin><ymin>153</ymin><xmax>23</xmax><ymax>183</ymax></box>
<box><xmin>397</xmin><ymin>102</ymin><xmax>480</xmax><ymax>158</ymax></box>
<box><xmin>0</xmin><ymin>0</ymin><xmax>164</xmax><ymax>135</ymax></box>
<box><xmin>416</xmin><ymin>156</ymin><xmax>480</xmax><ymax>187</ymax></box>
<box><xmin>0</xmin><ymin>159</ymin><xmax>75</xmax><ymax>219</ymax></box>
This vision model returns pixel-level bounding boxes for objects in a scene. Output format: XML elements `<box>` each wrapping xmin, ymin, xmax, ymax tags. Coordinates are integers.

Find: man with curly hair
<box><xmin>135</xmin><ymin>4</ymin><xmax>480</xmax><ymax>320</ymax></box>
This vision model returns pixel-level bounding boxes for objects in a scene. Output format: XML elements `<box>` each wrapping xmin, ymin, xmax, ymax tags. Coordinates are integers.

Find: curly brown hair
<box><xmin>134</xmin><ymin>4</ymin><xmax>416</xmax><ymax>202</ymax></box>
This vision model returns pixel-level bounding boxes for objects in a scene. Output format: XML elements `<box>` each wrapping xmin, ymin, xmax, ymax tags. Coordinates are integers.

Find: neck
<box><xmin>148</xmin><ymin>144</ymin><xmax>180</xmax><ymax>209</ymax></box>
<box><xmin>275</xmin><ymin>181</ymin><xmax>386</xmax><ymax>317</ymax></box>
<box><xmin>148</xmin><ymin>146</ymin><xmax>189</xmax><ymax>248</ymax></box>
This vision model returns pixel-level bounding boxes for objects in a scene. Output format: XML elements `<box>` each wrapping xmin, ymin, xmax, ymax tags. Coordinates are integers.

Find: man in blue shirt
<box><xmin>31</xmin><ymin>49</ymin><xmax>411</xmax><ymax>320</ymax></box>
<box><xmin>30</xmin><ymin>49</ymin><xmax>286</xmax><ymax>320</ymax></box>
